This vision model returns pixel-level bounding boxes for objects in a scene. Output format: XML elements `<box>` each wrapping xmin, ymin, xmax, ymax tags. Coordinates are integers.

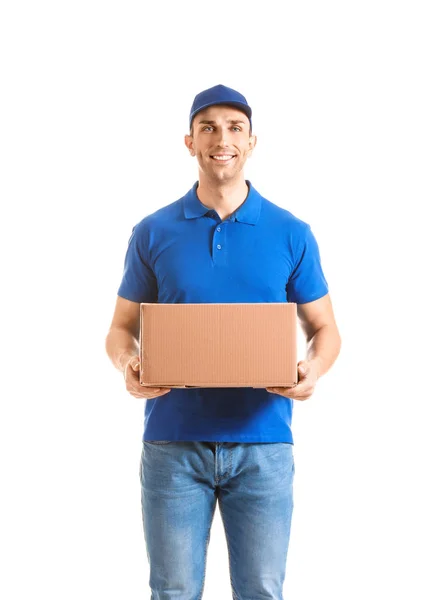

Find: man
<box><xmin>105</xmin><ymin>84</ymin><xmax>341</xmax><ymax>600</ymax></box>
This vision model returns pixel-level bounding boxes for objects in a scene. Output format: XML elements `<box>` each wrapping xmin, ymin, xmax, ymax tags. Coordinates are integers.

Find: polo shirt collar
<box><xmin>183</xmin><ymin>180</ymin><xmax>261</xmax><ymax>225</ymax></box>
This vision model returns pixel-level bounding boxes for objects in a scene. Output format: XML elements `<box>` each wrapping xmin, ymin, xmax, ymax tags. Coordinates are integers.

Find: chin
<box><xmin>211</xmin><ymin>171</ymin><xmax>236</xmax><ymax>183</ymax></box>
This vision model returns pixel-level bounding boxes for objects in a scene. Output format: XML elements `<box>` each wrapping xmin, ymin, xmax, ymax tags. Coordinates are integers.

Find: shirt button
<box><xmin>217</xmin><ymin>227</ymin><xmax>221</xmax><ymax>232</ymax></box>
<box><xmin>217</xmin><ymin>244</ymin><xmax>222</xmax><ymax>250</ymax></box>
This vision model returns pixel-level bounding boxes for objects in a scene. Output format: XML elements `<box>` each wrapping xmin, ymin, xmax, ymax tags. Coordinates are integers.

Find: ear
<box><xmin>248</xmin><ymin>134</ymin><xmax>257</xmax><ymax>156</ymax></box>
<box><xmin>184</xmin><ymin>134</ymin><xmax>196</xmax><ymax>156</ymax></box>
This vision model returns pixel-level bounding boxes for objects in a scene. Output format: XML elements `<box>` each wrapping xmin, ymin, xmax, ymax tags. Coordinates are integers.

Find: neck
<box><xmin>196</xmin><ymin>174</ymin><xmax>249</xmax><ymax>221</ymax></box>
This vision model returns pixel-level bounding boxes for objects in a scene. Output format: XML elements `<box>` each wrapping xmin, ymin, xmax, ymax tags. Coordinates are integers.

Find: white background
<box><xmin>1</xmin><ymin>1</ymin><xmax>437</xmax><ymax>598</ymax></box>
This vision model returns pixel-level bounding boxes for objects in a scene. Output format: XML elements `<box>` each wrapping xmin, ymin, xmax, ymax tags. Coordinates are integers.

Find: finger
<box><xmin>130</xmin><ymin>386</ymin><xmax>171</xmax><ymax>398</ymax></box>
<box><xmin>129</xmin><ymin>385</ymin><xmax>158</xmax><ymax>394</ymax></box>
<box><xmin>267</xmin><ymin>383</ymin><xmax>311</xmax><ymax>398</ymax></box>
<box><xmin>129</xmin><ymin>357</ymin><xmax>140</xmax><ymax>372</ymax></box>
<box><xmin>297</xmin><ymin>363</ymin><xmax>309</xmax><ymax>379</ymax></box>
<box><xmin>267</xmin><ymin>385</ymin><xmax>299</xmax><ymax>394</ymax></box>
<box><xmin>145</xmin><ymin>390</ymin><xmax>171</xmax><ymax>399</ymax></box>
<box><xmin>292</xmin><ymin>390</ymin><xmax>314</xmax><ymax>401</ymax></box>
<box><xmin>290</xmin><ymin>383</ymin><xmax>315</xmax><ymax>399</ymax></box>
<box><xmin>124</xmin><ymin>357</ymin><xmax>140</xmax><ymax>380</ymax></box>
<box><xmin>129</xmin><ymin>390</ymin><xmax>169</xmax><ymax>399</ymax></box>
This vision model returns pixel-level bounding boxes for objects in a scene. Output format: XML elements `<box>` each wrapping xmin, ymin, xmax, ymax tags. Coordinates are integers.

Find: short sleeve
<box><xmin>286</xmin><ymin>224</ymin><xmax>329</xmax><ymax>304</ymax></box>
<box><xmin>117</xmin><ymin>224</ymin><xmax>158</xmax><ymax>303</ymax></box>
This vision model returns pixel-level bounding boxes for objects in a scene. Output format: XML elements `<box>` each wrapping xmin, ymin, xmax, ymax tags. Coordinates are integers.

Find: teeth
<box><xmin>212</xmin><ymin>155</ymin><xmax>234</xmax><ymax>161</ymax></box>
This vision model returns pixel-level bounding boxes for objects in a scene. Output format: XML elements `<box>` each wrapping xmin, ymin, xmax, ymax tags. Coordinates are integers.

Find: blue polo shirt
<box><xmin>117</xmin><ymin>180</ymin><xmax>328</xmax><ymax>444</ymax></box>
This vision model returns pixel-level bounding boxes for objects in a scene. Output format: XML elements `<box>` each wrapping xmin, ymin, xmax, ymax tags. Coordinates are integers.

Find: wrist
<box><xmin>309</xmin><ymin>357</ymin><xmax>323</xmax><ymax>380</ymax></box>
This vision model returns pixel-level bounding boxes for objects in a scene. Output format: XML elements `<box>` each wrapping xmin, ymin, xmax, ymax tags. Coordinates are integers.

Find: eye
<box><xmin>202</xmin><ymin>126</ymin><xmax>213</xmax><ymax>132</ymax></box>
<box><xmin>231</xmin><ymin>126</ymin><xmax>242</xmax><ymax>132</ymax></box>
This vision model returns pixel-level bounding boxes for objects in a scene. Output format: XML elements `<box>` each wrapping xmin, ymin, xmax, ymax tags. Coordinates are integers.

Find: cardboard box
<box><xmin>139</xmin><ymin>302</ymin><xmax>298</xmax><ymax>389</ymax></box>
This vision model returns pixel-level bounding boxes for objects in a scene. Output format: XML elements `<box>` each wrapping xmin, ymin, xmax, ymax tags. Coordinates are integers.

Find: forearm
<box><xmin>305</xmin><ymin>324</ymin><xmax>341</xmax><ymax>379</ymax></box>
<box><xmin>105</xmin><ymin>327</ymin><xmax>140</xmax><ymax>373</ymax></box>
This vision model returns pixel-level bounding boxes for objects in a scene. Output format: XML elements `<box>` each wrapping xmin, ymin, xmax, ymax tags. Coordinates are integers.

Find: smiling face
<box><xmin>184</xmin><ymin>105</ymin><xmax>257</xmax><ymax>185</ymax></box>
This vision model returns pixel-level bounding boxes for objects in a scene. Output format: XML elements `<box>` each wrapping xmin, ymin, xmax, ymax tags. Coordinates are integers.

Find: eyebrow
<box><xmin>197</xmin><ymin>119</ymin><xmax>246</xmax><ymax>126</ymax></box>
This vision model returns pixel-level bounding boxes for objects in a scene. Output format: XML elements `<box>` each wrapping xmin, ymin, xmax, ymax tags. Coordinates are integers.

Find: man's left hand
<box><xmin>266</xmin><ymin>359</ymin><xmax>319</xmax><ymax>401</ymax></box>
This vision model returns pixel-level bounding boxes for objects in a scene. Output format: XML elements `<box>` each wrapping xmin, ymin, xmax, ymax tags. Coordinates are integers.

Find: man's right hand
<box><xmin>124</xmin><ymin>356</ymin><xmax>171</xmax><ymax>399</ymax></box>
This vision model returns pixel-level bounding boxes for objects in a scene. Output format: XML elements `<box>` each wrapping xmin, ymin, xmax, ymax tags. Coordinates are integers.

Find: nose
<box><xmin>216</xmin><ymin>126</ymin><xmax>230</xmax><ymax>147</ymax></box>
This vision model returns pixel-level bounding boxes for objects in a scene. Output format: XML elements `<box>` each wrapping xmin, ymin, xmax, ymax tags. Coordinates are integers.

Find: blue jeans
<box><xmin>139</xmin><ymin>441</ymin><xmax>295</xmax><ymax>599</ymax></box>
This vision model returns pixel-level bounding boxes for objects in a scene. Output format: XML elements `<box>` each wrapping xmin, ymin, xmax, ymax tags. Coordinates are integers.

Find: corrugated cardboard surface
<box><xmin>140</xmin><ymin>303</ymin><xmax>297</xmax><ymax>388</ymax></box>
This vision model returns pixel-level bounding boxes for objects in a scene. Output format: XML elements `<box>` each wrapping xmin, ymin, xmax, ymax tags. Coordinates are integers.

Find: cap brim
<box><xmin>190</xmin><ymin>101</ymin><xmax>252</xmax><ymax>126</ymax></box>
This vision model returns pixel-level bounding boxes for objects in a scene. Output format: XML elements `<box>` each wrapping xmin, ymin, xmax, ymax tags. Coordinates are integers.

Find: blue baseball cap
<box><xmin>189</xmin><ymin>84</ymin><xmax>252</xmax><ymax>130</ymax></box>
